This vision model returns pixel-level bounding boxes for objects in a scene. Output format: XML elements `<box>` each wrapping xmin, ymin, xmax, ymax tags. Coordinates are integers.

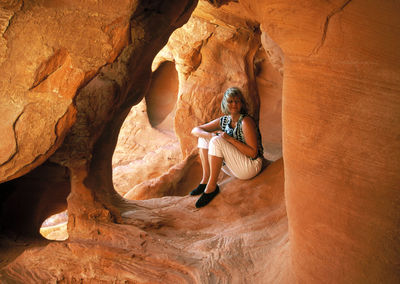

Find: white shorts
<box><xmin>198</xmin><ymin>136</ymin><xmax>263</xmax><ymax>180</ymax></box>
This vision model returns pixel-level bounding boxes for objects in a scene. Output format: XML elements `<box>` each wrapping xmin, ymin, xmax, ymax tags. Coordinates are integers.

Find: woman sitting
<box><xmin>190</xmin><ymin>87</ymin><xmax>264</xmax><ymax>208</ymax></box>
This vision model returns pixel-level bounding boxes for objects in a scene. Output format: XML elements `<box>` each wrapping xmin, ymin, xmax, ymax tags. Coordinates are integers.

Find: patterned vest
<box><xmin>219</xmin><ymin>114</ymin><xmax>264</xmax><ymax>159</ymax></box>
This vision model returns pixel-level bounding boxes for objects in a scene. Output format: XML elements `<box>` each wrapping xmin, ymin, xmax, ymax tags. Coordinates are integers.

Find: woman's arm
<box><xmin>191</xmin><ymin>118</ymin><xmax>222</xmax><ymax>139</ymax></box>
<box><xmin>220</xmin><ymin>116</ymin><xmax>259</xmax><ymax>158</ymax></box>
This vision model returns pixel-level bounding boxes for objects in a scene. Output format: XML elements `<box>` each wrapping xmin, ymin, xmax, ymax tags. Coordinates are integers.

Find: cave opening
<box><xmin>40</xmin><ymin>210</ymin><xmax>68</xmax><ymax>241</ymax></box>
<box><xmin>0</xmin><ymin>162</ymin><xmax>70</xmax><ymax>241</ymax></box>
<box><xmin>112</xmin><ymin>59</ymin><xmax>182</xmax><ymax>199</ymax></box>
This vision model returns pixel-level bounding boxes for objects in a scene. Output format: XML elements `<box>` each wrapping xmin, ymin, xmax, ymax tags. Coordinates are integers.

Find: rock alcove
<box><xmin>0</xmin><ymin>0</ymin><xmax>399</xmax><ymax>283</ymax></box>
<box><xmin>112</xmin><ymin>5</ymin><xmax>283</xmax><ymax>201</ymax></box>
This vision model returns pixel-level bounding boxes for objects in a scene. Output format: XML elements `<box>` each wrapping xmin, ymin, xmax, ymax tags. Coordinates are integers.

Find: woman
<box><xmin>190</xmin><ymin>87</ymin><xmax>264</xmax><ymax>208</ymax></box>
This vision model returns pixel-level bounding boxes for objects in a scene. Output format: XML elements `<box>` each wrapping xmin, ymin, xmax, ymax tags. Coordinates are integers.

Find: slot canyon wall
<box><xmin>0</xmin><ymin>0</ymin><xmax>399</xmax><ymax>283</ymax></box>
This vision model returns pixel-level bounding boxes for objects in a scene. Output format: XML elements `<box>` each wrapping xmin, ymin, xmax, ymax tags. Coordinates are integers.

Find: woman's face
<box><xmin>226</xmin><ymin>95</ymin><xmax>242</xmax><ymax>114</ymax></box>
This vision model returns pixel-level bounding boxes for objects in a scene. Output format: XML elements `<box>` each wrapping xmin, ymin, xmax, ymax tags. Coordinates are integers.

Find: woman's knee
<box><xmin>209</xmin><ymin>136</ymin><xmax>224</xmax><ymax>157</ymax></box>
<box><xmin>198</xmin><ymin>137</ymin><xmax>210</xmax><ymax>149</ymax></box>
<box><xmin>225</xmin><ymin>157</ymin><xmax>263</xmax><ymax>180</ymax></box>
<box><xmin>209</xmin><ymin>136</ymin><xmax>228</xmax><ymax>148</ymax></box>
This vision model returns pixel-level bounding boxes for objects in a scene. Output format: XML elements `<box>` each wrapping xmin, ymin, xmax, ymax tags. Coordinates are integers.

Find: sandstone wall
<box><xmin>241</xmin><ymin>0</ymin><xmax>400</xmax><ymax>282</ymax></box>
<box><xmin>0</xmin><ymin>0</ymin><xmax>133</xmax><ymax>183</ymax></box>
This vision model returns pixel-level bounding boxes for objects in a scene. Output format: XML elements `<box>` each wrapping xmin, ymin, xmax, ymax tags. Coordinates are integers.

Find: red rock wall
<box><xmin>0</xmin><ymin>0</ymin><xmax>132</xmax><ymax>182</ymax></box>
<box><xmin>255</xmin><ymin>40</ymin><xmax>283</xmax><ymax>160</ymax></box>
<box><xmin>241</xmin><ymin>0</ymin><xmax>400</xmax><ymax>282</ymax></box>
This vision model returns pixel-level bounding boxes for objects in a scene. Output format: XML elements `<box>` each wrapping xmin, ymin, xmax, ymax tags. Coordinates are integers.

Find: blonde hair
<box><xmin>220</xmin><ymin>87</ymin><xmax>248</xmax><ymax>115</ymax></box>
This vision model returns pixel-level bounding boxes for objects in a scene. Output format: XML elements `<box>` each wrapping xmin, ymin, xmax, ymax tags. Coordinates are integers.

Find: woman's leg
<box><xmin>195</xmin><ymin>137</ymin><xmax>223</xmax><ymax>207</ymax></box>
<box><xmin>209</xmin><ymin>136</ymin><xmax>262</xmax><ymax>180</ymax></box>
<box><xmin>204</xmin><ymin>155</ymin><xmax>223</xmax><ymax>193</ymax></box>
<box><xmin>190</xmin><ymin>138</ymin><xmax>210</xmax><ymax>196</ymax></box>
<box><xmin>199</xmin><ymin>148</ymin><xmax>210</xmax><ymax>184</ymax></box>
<box><xmin>195</xmin><ymin>154</ymin><xmax>221</xmax><ymax>207</ymax></box>
<box><xmin>196</xmin><ymin>136</ymin><xmax>262</xmax><ymax>207</ymax></box>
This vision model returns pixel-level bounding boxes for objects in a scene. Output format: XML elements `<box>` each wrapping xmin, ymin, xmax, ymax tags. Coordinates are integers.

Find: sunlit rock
<box><xmin>40</xmin><ymin>211</ymin><xmax>68</xmax><ymax>241</ymax></box>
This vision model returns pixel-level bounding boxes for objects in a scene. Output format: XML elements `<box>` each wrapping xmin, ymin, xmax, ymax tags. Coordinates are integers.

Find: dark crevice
<box><xmin>0</xmin><ymin>161</ymin><xmax>70</xmax><ymax>237</ymax></box>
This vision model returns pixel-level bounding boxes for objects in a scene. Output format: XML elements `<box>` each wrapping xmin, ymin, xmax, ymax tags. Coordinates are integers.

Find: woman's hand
<box><xmin>219</xmin><ymin>131</ymin><xmax>231</xmax><ymax>141</ymax></box>
<box><xmin>219</xmin><ymin>117</ymin><xmax>259</xmax><ymax>159</ymax></box>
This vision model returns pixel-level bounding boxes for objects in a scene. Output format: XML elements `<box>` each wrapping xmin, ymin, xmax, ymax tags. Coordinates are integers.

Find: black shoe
<box><xmin>190</xmin><ymin>184</ymin><xmax>207</xmax><ymax>196</ymax></box>
<box><xmin>195</xmin><ymin>185</ymin><xmax>220</xmax><ymax>208</ymax></box>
